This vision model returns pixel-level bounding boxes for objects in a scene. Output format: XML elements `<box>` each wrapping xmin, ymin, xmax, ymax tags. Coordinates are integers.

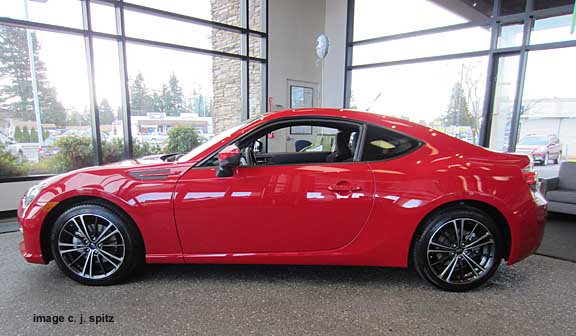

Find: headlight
<box><xmin>23</xmin><ymin>182</ymin><xmax>47</xmax><ymax>208</ymax></box>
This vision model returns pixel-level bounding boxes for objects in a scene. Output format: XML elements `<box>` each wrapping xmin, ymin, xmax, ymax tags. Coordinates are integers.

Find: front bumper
<box><xmin>18</xmin><ymin>200</ymin><xmax>50</xmax><ymax>265</ymax></box>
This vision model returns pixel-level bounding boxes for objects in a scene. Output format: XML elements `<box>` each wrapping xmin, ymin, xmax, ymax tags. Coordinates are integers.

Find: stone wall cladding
<box><xmin>211</xmin><ymin>0</ymin><xmax>264</xmax><ymax>133</ymax></box>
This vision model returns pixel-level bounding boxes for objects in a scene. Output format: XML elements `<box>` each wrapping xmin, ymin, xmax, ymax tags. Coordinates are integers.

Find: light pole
<box><xmin>23</xmin><ymin>0</ymin><xmax>47</xmax><ymax>146</ymax></box>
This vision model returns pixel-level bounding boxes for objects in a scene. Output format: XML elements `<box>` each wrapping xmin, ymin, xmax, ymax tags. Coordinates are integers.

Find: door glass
<box><xmin>488</xmin><ymin>55</ymin><xmax>520</xmax><ymax>152</ymax></box>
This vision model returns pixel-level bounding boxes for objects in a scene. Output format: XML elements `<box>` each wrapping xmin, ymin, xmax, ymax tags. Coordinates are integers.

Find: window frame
<box><xmin>197</xmin><ymin>116</ymin><xmax>367</xmax><ymax>168</ymax></box>
<box><xmin>196</xmin><ymin>116</ymin><xmax>425</xmax><ymax>168</ymax></box>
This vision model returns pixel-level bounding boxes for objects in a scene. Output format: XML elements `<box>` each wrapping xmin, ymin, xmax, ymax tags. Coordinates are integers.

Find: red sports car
<box><xmin>18</xmin><ymin>108</ymin><xmax>547</xmax><ymax>291</ymax></box>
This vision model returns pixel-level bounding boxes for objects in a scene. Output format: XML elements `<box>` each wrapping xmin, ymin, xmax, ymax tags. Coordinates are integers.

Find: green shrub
<box><xmin>22</xmin><ymin>126</ymin><xmax>30</xmax><ymax>142</ymax></box>
<box><xmin>0</xmin><ymin>142</ymin><xmax>28</xmax><ymax>177</ymax></box>
<box><xmin>102</xmin><ymin>138</ymin><xmax>124</xmax><ymax>164</ymax></box>
<box><xmin>166</xmin><ymin>126</ymin><xmax>202</xmax><ymax>154</ymax></box>
<box><xmin>133</xmin><ymin>139</ymin><xmax>163</xmax><ymax>158</ymax></box>
<box><xmin>52</xmin><ymin>135</ymin><xmax>93</xmax><ymax>172</ymax></box>
<box><xmin>30</xmin><ymin>127</ymin><xmax>39</xmax><ymax>142</ymax></box>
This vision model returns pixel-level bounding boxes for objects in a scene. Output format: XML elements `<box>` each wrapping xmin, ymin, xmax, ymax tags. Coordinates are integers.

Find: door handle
<box><xmin>328</xmin><ymin>181</ymin><xmax>362</xmax><ymax>193</ymax></box>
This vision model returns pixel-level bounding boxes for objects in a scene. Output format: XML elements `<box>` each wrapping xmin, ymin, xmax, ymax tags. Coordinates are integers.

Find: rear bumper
<box><xmin>507</xmin><ymin>192</ymin><xmax>547</xmax><ymax>265</ymax></box>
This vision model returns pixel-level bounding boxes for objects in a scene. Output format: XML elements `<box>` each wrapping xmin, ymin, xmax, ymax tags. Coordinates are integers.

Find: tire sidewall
<box><xmin>50</xmin><ymin>204</ymin><xmax>142</xmax><ymax>285</ymax></box>
<box><xmin>413</xmin><ymin>206</ymin><xmax>504</xmax><ymax>292</ymax></box>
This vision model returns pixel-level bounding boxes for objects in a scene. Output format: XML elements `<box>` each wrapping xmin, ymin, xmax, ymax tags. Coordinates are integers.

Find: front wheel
<box><xmin>50</xmin><ymin>203</ymin><xmax>144</xmax><ymax>285</ymax></box>
<box><xmin>412</xmin><ymin>206</ymin><xmax>504</xmax><ymax>291</ymax></box>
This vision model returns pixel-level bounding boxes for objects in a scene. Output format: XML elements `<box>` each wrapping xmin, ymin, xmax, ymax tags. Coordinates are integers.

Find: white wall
<box><xmin>322</xmin><ymin>0</ymin><xmax>347</xmax><ymax>108</ymax></box>
<box><xmin>0</xmin><ymin>180</ymin><xmax>35</xmax><ymax>212</ymax></box>
<box><xmin>268</xmin><ymin>0</ymin><xmax>347</xmax><ymax>110</ymax></box>
<box><xmin>268</xmin><ymin>0</ymin><xmax>326</xmax><ymax>110</ymax></box>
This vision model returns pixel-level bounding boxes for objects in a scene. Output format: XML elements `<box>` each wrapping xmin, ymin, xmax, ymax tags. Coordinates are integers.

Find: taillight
<box><xmin>522</xmin><ymin>166</ymin><xmax>538</xmax><ymax>192</ymax></box>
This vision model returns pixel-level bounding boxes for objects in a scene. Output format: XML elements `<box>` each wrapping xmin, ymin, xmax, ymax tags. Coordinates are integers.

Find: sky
<box><xmin>0</xmin><ymin>0</ymin><xmax>574</xmax><ymax>123</ymax></box>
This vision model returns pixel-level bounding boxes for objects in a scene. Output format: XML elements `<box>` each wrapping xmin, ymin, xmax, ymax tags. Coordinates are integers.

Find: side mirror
<box><xmin>216</xmin><ymin>144</ymin><xmax>241</xmax><ymax>177</ymax></box>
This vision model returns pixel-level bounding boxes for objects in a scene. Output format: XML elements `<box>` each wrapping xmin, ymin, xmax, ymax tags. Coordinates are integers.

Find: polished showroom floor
<box><xmin>0</xmin><ymin>226</ymin><xmax>575</xmax><ymax>335</ymax></box>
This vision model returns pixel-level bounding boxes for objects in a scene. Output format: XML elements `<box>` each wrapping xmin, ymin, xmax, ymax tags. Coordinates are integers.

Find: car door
<box><xmin>174</xmin><ymin>163</ymin><xmax>374</xmax><ymax>254</ymax></box>
<box><xmin>173</xmin><ymin>122</ymin><xmax>375</xmax><ymax>254</ymax></box>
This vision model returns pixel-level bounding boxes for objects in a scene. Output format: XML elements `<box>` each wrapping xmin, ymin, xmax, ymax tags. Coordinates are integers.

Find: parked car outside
<box><xmin>0</xmin><ymin>132</ymin><xmax>24</xmax><ymax>160</ymax></box>
<box><xmin>516</xmin><ymin>135</ymin><xmax>562</xmax><ymax>165</ymax></box>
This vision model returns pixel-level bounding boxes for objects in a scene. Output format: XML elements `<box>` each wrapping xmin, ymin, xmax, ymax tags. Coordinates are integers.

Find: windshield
<box><xmin>177</xmin><ymin>117</ymin><xmax>260</xmax><ymax>162</ymax></box>
<box><xmin>518</xmin><ymin>136</ymin><xmax>548</xmax><ymax>146</ymax></box>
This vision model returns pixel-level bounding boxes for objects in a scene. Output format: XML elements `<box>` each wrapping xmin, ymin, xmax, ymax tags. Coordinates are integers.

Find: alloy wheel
<box><xmin>57</xmin><ymin>214</ymin><xmax>125</xmax><ymax>280</ymax></box>
<box><xmin>426</xmin><ymin>218</ymin><xmax>496</xmax><ymax>285</ymax></box>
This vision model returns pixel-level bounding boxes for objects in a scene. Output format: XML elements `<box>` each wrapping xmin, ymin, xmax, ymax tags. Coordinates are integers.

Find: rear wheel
<box><xmin>412</xmin><ymin>206</ymin><xmax>503</xmax><ymax>291</ymax></box>
<box><xmin>50</xmin><ymin>204</ymin><xmax>144</xmax><ymax>285</ymax></box>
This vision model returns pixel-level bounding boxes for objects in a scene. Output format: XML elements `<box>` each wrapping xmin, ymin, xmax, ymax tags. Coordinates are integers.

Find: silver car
<box><xmin>0</xmin><ymin>133</ymin><xmax>24</xmax><ymax>160</ymax></box>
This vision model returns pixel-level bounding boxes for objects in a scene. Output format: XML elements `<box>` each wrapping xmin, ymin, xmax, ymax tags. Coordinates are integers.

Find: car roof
<box><xmin>259</xmin><ymin>108</ymin><xmax>435</xmax><ymax>142</ymax></box>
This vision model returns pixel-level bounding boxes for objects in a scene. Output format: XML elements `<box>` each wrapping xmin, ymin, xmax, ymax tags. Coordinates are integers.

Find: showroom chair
<box><xmin>540</xmin><ymin>161</ymin><xmax>576</xmax><ymax>215</ymax></box>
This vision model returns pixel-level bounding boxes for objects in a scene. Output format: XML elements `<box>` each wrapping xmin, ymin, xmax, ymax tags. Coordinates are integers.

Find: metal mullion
<box><xmin>343</xmin><ymin>0</ymin><xmax>354</xmax><ymax>108</ymax></box>
<box><xmin>479</xmin><ymin>6</ymin><xmax>501</xmax><ymax>148</ymax></box>
<box><xmin>349</xmin><ymin>50</ymin><xmax>491</xmax><ymax>71</ymax></box>
<box><xmin>526</xmin><ymin>39</ymin><xmax>576</xmax><ymax>51</ymax></box>
<box><xmin>82</xmin><ymin>0</ymin><xmax>103</xmax><ymax>165</ymax></box>
<box><xmin>352</xmin><ymin>20</ymin><xmax>493</xmax><ymax>46</ymax></box>
<box><xmin>124</xmin><ymin>36</ymin><xmax>262</xmax><ymax>62</ymax></box>
<box><xmin>507</xmin><ymin>16</ymin><xmax>533</xmax><ymax>152</ymax></box>
<box><xmin>121</xmin><ymin>1</ymin><xmax>266</xmax><ymax>38</ymax></box>
<box><xmin>0</xmin><ymin>17</ymin><xmax>87</xmax><ymax>36</ymax></box>
<box><xmin>264</xmin><ymin>0</ymin><xmax>269</xmax><ymax>112</ymax></box>
<box><xmin>241</xmin><ymin>0</ymin><xmax>249</xmax><ymax>121</ymax></box>
<box><xmin>115</xmin><ymin>0</ymin><xmax>133</xmax><ymax>159</ymax></box>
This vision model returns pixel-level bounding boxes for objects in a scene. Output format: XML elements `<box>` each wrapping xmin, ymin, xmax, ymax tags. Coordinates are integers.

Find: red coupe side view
<box><xmin>18</xmin><ymin>108</ymin><xmax>547</xmax><ymax>291</ymax></box>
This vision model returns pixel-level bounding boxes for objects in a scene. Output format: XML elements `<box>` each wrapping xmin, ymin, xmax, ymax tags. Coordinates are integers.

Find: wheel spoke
<box><xmin>460</xmin><ymin>219</ymin><xmax>465</xmax><ymax>246</ymax></box>
<box><xmin>96</xmin><ymin>229</ymin><xmax>120</xmax><ymax>245</ymax></box>
<box><xmin>95</xmin><ymin>223</ymin><xmax>114</xmax><ymax>244</ymax></box>
<box><xmin>81</xmin><ymin>250</ymin><xmax>92</xmax><ymax>276</ymax></box>
<box><xmin>79</xmin><ymin>215</ymin><xmax>93</xmax><ymax>241</ymax></box>
<box><xmin>428</xmin><ymin>249</ymin><xmax>454</xmax><ymax>253</ymax></box>
<box><xmin>96</xmin><ymin>254</ymin><xmax>106</xmax><ymax>274</ymax></box>
<box><xmin>59</xmin><ymin>242</ymin><xmax>84</xmax><ymax>247</ymax></box>
<box><xmin>67</xmin><ymin>251</ymin><xmax>87</xmax><ymax>267</ymax></box>
<box><xmin>465</xmin><ymin>239</ymin><xmax>495</xmax><ymax>251</ymax></box>
<box><xmin>465</xmin><ymin>222</ymin><xmax>478</xmax><ymax>241</ymax></box>
<box><xmin>439</xmin><ymin>255</ymin><xmax>458</xmax><ymax>279</ymax></box>
<box><xmin>465</xmin><ymin>233</ymin><xmax>491</xmax><ymax>249</ymax></box>
<box><xmin>429</xmin><ymin>241</ymin><xmax>455</xmax><ymax>250</ymax></box>
<box><xmin>62</xmin><ymin>228</ymin><xmax>84</xmax><ymax>240</ymax></box>
<box><xmin>98</xmin><ymin>250</ymin><xmax>120</xmax><ymax>269</ymax></box>
<box><xmin>452</xmin><ymin>220</ymin><xmax>460</xmax><ymax>246</ymax></box>
<box><xmin>60</xmin><ymin>247</ymin><xmax>87</xmax><ymax>254</ymax></box>
<box><xmin>462</xmin><ymin>255</ymin><xmax>480</xmax><ymax>278</ymax></box>
<box><xmin>462</xmin><ymin>253</ymin><xmax>486</xmax><ymax>273</ymax></box>
<box><xmin>99</xmin><ymin>248</ymin><xmax>123</xmax><ymax>263</ymax></box>
<box><xmin>88</xmin><ymin>251</ymin><xmax>94</xmax><ymax>278</ymax></box>
<box><xmin>71</xmin><ymin>218</ymin><xmax>89</xmax><ymax>241</ymax></box>
<box><xmin>445</xmin><ymin>256</ymin><xmax>459</xmax><ymax>282</ymax></box>
<box><xmin>430</xmin><ymin>254</ymin><xmax>452</xmax><ymax>267</ymax></box>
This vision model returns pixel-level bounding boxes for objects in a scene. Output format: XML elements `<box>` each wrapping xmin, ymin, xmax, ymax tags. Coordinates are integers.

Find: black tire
<box><xmin>412</xmin><ymin>205</ymin><xmax>504</xmax><ymax>292</ymax></box>
<box><xmin>554</xmin><ymin>152</ymin><xmax>562</xmax><ymax>165</ymax></box>
<box><xmin>50</xmin><ymin>203</ymin><xmax>144</xmax><ymax>285</ymax></box>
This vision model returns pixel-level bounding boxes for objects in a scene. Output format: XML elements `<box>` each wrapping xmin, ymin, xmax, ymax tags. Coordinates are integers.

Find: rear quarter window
<box><xmin>362</xmin><ymin>124</ymin><xmax>421</xmax><ymax>161</ymax></box>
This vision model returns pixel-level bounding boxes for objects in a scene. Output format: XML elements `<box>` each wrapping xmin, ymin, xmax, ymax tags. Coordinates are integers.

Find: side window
<box><xmin>362</xmin><ymin>125</ymin><xmax>421</xmax><ymax>161</ymax></box>
<box><xmin>265</xmin><ymin>125</ymin><xmax>338</xmax><ymax>154</ymax></box>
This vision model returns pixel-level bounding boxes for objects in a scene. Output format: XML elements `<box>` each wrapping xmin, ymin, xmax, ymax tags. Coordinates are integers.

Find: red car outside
<box><xmin>18</xmin><ymin>108</ymin><xmax>547</xmax><ymax>291</ymax></box>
